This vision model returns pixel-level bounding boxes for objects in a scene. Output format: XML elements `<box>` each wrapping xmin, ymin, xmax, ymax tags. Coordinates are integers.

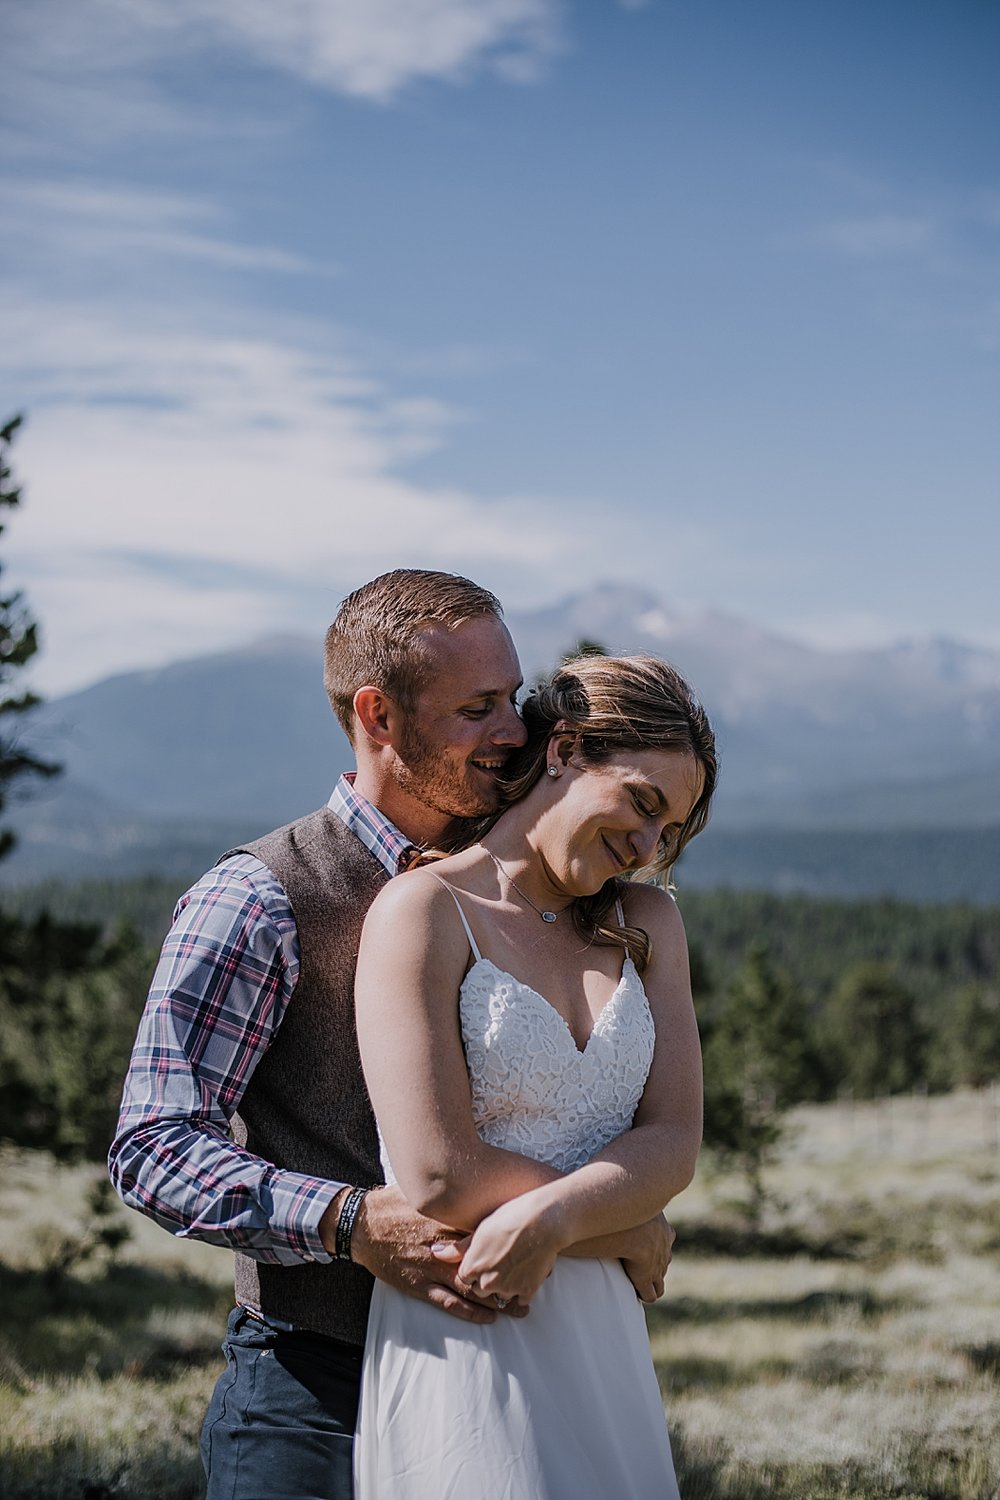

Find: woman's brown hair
<box><xmin>501</xmin><ymin>653</ymin><xmax>717</xmax><ymax>971</ymax></box>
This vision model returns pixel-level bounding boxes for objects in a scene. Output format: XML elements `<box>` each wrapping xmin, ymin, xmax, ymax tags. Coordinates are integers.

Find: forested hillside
<box><xmin>4</xmin><ymin>875</ymin><xmax>997</xmax><ymax>1174</ymax></box>
<box><xmin>8</xmin><ymin>873</ymin><xmax>1000</xmax><ymax>995</ymax></box>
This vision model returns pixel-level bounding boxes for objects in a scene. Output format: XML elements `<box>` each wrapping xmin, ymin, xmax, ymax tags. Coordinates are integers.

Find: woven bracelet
<box><xmin>335</xmin><ymin>1186</ymin><xmax>368</xmax><ymax>1262</ymax></box>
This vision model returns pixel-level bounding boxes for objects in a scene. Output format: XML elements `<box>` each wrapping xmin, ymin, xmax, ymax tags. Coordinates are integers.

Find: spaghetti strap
<box><xmin>429</xmin><ymin>876</ymin><xmax>483</xmax><ymax>963</ymax></box>
<box><xmin>614</xmin><ymin>895</ymin><xmax>631</xmax><ymax>962</ymax></box>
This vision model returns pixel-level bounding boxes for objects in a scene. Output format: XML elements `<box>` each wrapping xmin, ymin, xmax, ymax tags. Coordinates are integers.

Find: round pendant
<box><xmin>542</xmin><ymin>911</ymin><xmax>557</xmax><ymax>923</ymax></box>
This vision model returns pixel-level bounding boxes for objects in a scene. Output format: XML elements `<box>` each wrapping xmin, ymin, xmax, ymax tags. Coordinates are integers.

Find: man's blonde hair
<box><xmin>324</xmin><ymin>569</ymin><xmax>504</xmax><ymax>742</ymax></box>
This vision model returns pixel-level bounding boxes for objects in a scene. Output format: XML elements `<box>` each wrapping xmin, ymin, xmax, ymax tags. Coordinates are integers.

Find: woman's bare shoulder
<box><xmin>620</xmin><ymin>879</ymin><xmax>689</xmax><ymax>965</ymax></box>
<box><xmin>364</xmin><ymin>864</ymin><xmax>469</xmax><ymax>935</ymax></box>
<box><xmin>358</xmin><ymin>870</ymin><xmax>477</xmax><ymax>1001</ymax></box>
<box><xmin>621</xmin><ymin>878</ymin><xmax>683</xmax><ymax>927</ymax></box>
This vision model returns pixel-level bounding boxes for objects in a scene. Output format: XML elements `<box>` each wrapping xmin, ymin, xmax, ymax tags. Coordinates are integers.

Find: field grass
<box><xmin>1</xmin><ymin>1090</ymin><xmax>998</xmax><ymax>1499</ymax></box>
<box><xmin>656</xmin><ymin>1089</ymin><xmax>1000</xmax><ymax>1499</ymax></box>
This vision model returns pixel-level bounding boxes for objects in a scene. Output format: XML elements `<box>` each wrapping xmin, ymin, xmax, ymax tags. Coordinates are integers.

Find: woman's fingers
<box><xmin>429</xmin><ymin>1237</ymin><xmax>470</xmax><ymax>1263</ymax></box>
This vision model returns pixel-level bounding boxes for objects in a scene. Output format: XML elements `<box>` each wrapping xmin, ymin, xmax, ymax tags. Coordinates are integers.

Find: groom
<box><xmin>110</xmin><ymin>568</ymin><xmax>672</xmax><ymax>1499</ymax></box>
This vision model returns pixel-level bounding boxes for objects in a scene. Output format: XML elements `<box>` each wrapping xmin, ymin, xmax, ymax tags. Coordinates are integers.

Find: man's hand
<box><xmin>620</xmin><ymin>1212</ymin><xmax>676</xmax><ymax>1303</ymax></box>
<box><xmin>320</xmin><ymin>1186</ymin><xmax>526</xmax><ymax>1324</ymax></box>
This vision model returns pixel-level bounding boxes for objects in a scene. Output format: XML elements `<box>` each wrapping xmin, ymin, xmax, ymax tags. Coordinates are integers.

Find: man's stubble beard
<box><xmin>395</xmin><ymin>725</ymin><xmax>501</xmax><ymax>823</ymax></box>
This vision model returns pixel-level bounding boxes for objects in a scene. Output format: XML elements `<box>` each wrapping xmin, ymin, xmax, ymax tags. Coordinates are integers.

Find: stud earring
<box><xmin>546</xmin><ymin>765</ymin><xmax>559</xmax><ymax>777</ymax></box>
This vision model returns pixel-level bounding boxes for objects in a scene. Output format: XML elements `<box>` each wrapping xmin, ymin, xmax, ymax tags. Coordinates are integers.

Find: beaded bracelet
<box><xmin>335</xmin><ymin>1185</ymin><xmax>368</xmax><ymax>1262</ymax></box>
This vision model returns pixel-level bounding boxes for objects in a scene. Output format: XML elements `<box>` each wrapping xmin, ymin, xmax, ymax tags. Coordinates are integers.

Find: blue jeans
<box><xmin>201</xmin><ymin>1306</ymin><xmax>363</xmax><ymax>1500</ymax></box>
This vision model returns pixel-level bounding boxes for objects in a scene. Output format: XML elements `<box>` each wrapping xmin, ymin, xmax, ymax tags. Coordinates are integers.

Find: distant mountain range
<box><xmin>4</xmin><ymin>584</ymin><xmax>999</xmax><ymax>901</ymax></box>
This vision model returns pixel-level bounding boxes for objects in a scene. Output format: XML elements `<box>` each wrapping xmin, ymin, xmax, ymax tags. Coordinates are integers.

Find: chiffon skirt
<box><xmin>354</xmin><ymin>1256</ymin><xmax>680</xmax><ymax>1500</ymax></box>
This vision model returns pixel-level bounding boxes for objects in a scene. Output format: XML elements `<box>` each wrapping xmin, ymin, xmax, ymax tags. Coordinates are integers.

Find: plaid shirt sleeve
<box><xmin>108</xmin><ymin>855</ymin><xmax>343</xmax><ymax>1264</ymax></box>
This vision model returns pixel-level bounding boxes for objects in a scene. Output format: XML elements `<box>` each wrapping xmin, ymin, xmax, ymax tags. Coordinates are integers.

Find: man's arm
<box><xmin>108</xmin><ymin>857</ymin><xmax>343</xmax><ymax>1264</ymax></box>
<box><xmin>109</xmin><ymin>856</ymin><xmax>505</xmax><ymax>1322</ymax></box>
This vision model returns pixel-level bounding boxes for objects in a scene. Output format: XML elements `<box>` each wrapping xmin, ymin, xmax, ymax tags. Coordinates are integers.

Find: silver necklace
<box><xmin>487</xmin><ymin>849</ymin><xmax>561</xmax><ymax>924</ymax></box>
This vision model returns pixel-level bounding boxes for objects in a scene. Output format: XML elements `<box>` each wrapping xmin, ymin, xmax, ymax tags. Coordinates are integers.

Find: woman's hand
<box><xmin>455</xmin><ymin>1192</ymin><xmax>566</xmax><ymax>1305</ymax></box>
<box><xmin>620</xmin><ymin>1212</ymin><xmax>676</xmax><ymax>1302</ymax></box>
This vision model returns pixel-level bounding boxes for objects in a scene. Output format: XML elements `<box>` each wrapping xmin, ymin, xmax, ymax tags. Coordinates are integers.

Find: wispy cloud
<box><xmin>798</xmin><ymin>160</ymin><xmax>1000</xmax><ymax>272</ymax></box>
<box><xmin>3</xmin><ymin>0</ymin><xmax>568</xmax><ymax>143</ymax></box>
<box><xmin>134</xmin><ymin>0</ymin><xmax>567</xmax><ymax>100</ymax></box>
<box><xmin>0</xmin><ymin>297</ymin><xmax>590</xmax><ymax>690</ymax></box>
<box><xmin>790</xmin><ymin>165</ymin><xmax>1000</xmax><ymax>355</ymax></box>
<box><xmin>4</xmin><ymin>178</ymin><xmax>323</xmax><ymax>275</ymax></box>
<box><xmin>813</xmin><ymin>213</ymin><xmax>936</xmax><ymax>258</ymax></box>
<box><xmin>1</xmin><ymin>283</ymin><xmax>737</xmax><ymax>695</ymax></box>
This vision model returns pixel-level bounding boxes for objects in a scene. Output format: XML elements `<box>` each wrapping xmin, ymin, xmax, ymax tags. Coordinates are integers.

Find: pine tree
<box><xmin>0</xmin><ymin>416</ymin><xmax>152</xmax><ymax>1165</ymax></box>
<box><xmin>826</xmin><ymin>962</ymin><xmax>926</xmax><ymax>1097</ymax></box>
<box><xmin>0</xmin><ymin>414</ymin><xmax>60</xmax><ymax>860</ymax></box>
<box><xmin>942</xmin><ymin>984</ymin><xmax>1000</xmax><ymax>1089</ymax></box>
<box><xmin>702</xmin><ymin>943</ymin><xmax>813</xmax><ymax>1223</ymax></box>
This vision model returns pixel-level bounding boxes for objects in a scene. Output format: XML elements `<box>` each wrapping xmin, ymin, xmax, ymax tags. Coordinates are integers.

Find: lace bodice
<box><xmin>378</xmin><ymin>953</ymin><xmax>655</xmax><ymax>1183</ymax></box>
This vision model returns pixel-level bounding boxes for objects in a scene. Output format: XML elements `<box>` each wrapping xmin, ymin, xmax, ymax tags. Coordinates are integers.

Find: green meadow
<box><xmin>2</xmin><ymin>1088</ymin><xmax>997</xmax><ymax>1499</ymax></box>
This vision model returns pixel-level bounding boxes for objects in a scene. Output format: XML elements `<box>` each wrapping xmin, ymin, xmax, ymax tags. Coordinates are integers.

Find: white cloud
<box><xmin>1</xmin><ymin>287</ymin><xmax>742</xmax><ymax>695</ymax></box>
<box><xmin>177</xmin><ymin>0</ymin><xmax>568</xmax><ymax>99</ymax></box>
<box><xmin>4</xmin><ymin>0</ymin><xmax>567</xmax><ymax>130</ymax></box>
<box><xmin>1</xmin><ymin>297</ymin><xmax>603</xmax><ymax>692</ymax></box>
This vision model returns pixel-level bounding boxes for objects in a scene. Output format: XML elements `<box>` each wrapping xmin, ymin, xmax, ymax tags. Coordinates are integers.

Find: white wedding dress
<box><xmin>354</xmin><ymin>893</ymin><xmax>681</xmax><ymax>1499</ymax></box>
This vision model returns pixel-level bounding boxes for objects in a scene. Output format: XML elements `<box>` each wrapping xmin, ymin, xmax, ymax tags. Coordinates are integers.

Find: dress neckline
<box><xmin>462</xmin><ymin>954</ymin><xmax>641</xmax><ymax>1057</ymax></box>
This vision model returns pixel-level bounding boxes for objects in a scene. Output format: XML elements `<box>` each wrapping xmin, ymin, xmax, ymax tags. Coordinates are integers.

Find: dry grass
<box><xmin>0</xmin><ymin>1149</ymin><xmax>230</xmax><ymax>1499</ymax></box>
<box><xmin>653</xmin><ymin>1089</ymin><xmax>1000</xmax><ymax>1499</ymax></box>
<box><xmin>1</xmin><ymin>1090</ymin><xmax>998</xmax><ymax>1498</ymax></box>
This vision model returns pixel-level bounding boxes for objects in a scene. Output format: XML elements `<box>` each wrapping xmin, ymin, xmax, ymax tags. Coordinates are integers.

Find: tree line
<box><xmin>3</xmin><ymin>870</ymin><xmax>996</xmax><ymax>1173</ymax></box>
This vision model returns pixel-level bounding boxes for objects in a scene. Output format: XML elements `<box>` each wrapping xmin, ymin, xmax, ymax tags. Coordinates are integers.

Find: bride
<box><xmin>353</xmin><ymin>652</ymin><xmax>716</xmax><ymax>1498</ymax></box>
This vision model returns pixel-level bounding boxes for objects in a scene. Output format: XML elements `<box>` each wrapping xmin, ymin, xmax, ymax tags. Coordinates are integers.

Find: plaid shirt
<box><xmin>108</xmin><ymin>776</ymin><xmax>414</xmax><ymax>1265</ymax></box>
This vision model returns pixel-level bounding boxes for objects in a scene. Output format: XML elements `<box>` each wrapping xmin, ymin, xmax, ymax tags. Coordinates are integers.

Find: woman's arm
<box><xmin>432</xmin><ymin>1211</ymin><xmax>676</xmax><ymax>1305</ymax></box>
<box><xmin>561</xmin><ymin>1211</ymin><xmax>677</xmax><ymax>1302</ymax></box>
<box><xmin>456</xmin><ymin>885</ymin><xmax>702</xmax><ymax>1300</ymax></box>
<box><xmin>355</xmin><ymin>871</ymin><xmax>565</xmax><ymax>1229</ymax></box>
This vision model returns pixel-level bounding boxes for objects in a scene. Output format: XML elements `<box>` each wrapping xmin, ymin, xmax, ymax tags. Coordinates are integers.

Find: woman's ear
<box><xmin>549</xmin><ymin>724</ymin><xmax>578</xmax><ymax>770</ymax></box>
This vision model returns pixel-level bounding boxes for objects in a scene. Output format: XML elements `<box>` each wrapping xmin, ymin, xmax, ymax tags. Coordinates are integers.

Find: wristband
<box><xmin>335</xmin><ymin>1186</ymin><xmax>368</xmax><ymax>1262</ymax></box>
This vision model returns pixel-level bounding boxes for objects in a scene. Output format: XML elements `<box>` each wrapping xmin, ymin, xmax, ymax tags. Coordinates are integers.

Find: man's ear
<box><xmin>353</xmin><ymin>686</ymin><xmax>396</xmax><ymax>747</ymax></box>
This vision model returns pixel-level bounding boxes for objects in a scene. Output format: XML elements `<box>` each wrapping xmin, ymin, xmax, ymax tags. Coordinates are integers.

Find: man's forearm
<box><xmin>108</xmin><ymin>858</ymin><xmax>321</xmax><ymax>1260</ymax></box>
<box><xmin>109</xmin><ymin>1117</ymin><xmax>344</xmax><ymax>1263</ymax></box>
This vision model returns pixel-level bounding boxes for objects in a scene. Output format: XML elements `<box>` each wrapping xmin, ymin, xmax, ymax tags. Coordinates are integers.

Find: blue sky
<box><xmin>2</xmin><ymin>0</ymin><xmax>997</xmax><ymax>694</ymax></box>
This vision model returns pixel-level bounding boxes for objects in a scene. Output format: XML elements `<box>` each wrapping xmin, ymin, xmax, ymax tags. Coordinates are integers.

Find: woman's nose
<box><xmin>631</xmin><ymin>824</ymin><xmax>661</xmax><ymax>865</ymax></box>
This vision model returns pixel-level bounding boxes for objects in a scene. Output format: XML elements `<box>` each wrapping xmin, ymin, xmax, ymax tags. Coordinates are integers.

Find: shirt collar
<box><xmin>327</xmin><ymin>773</ymin><xmax>416</xmax><ymax>877</ymax></box>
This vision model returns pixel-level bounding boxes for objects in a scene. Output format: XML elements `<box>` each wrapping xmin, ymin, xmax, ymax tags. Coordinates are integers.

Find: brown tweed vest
<box><xmin>227</xmin><ymin>808</ymin><xmax>390</xmax><ymax>1346</ymax></box>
